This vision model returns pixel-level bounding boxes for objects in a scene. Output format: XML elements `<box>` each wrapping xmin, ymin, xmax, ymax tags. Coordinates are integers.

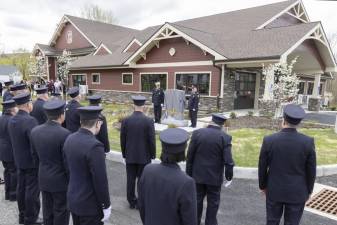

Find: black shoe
<box><xmin>0</xmin><ymin>178</ymin><xmax>4</xmax><ymax>184</ymax></box>
<box><xmin>25</xmin><ymin>218</ymin><xmax>43</xmax><ymax>225</ymax></box>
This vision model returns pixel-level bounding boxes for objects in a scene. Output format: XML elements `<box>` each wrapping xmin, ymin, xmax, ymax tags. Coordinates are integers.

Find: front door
<box><xmin>234</xmin><ymin>72</ymin><xmax>256</xmax><ymax>109</ymax></box>
<box><xmin>72</xmin><ymin>74</ymin><xmax>86</xmax><ymax>87</ymax></box>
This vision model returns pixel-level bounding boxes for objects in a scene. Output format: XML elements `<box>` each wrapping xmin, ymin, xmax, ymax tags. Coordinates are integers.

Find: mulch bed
<box><xmin>227</xmin><ymin>116</ymin><xmax>332</xmax><ymax>131</ymax></box>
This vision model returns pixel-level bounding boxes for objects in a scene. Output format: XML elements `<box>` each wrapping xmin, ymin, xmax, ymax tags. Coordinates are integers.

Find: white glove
<box><xmin>224</xmin><ymin>180</ymin><xmax>232</xmax><ymax>188</ymax></box>
<box><xmin>101</xmin><ymin>206</ymin><xmax>111</xmax><ymax>222</ymax></box>
<box><xmin>161</xmin><ymin>104</ymin><xmax>164</xmax><ymax>107</ymax></box>
<box><xmin>193</xmin><ymin>109</ymin><xmax>196</xmax><ymax>112</ymax></box>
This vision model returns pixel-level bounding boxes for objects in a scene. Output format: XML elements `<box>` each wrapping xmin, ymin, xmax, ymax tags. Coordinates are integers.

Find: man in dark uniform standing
<box><xmin>152</xmin><ymin>81</ymin><xmax>165</xmax><ymax>123</ymax></box>
<box><xmin>30</xmin><ymin>99</ymin><xmax>71</xmax><ymax>225</ymax></box>
<box><xmin>138</xmin><ymin>128</ymin><xmax>197</xmax><ymax>225</ymax></box>
<box><xmin>3</xmin><ymin>81</ymin><xmax>14</xmax><ymax>101</ymax></box>
<box><xmin>0</xmin><ymin>100</ymin><xmax>18</xmax><ymax>201</ymax></box>
<box><xmin>65</xmin><ymin>87</ymin><xmax>82</xmax><ymax>133</ymax></box>
<box><xmin>64</xmin><ymin>106</ymin><xmax>111</xmax><ymax>225</ymax></box>
<box><xmin>188</xmin><ymin>86</ymin><xmax>199</xmax><ymax>128</ymax></box>
<box><xmin>258</xmin><ymin>104</ymin><xmax>316</xmax><ymax>225</ymax></box>
<box><xmin>30</xmin><ymin>87</ymin><xmax>49</xmax><ymax>125</ymax></box>
<box><xmin>120</xmin><ymin>96</ymin><xmax>156</xmax><ymax>209</ymax></box>
<box><xmin>87</xmin><ymin>95</ymin><xmax>110</xmax><ymax>153</ymax></box>
<box><xmin>0</xmin><ymin>81</ymin><xmax>3</xmax><ymax>97</ymax></box>
<box><xmin>8</xmin><ymin>92</ymin><xmax>42</xmax><ymax>225</ymax></box>
<box><xmin>186</xmin><ymin>114</ymin><xmax>234</xmax><ymax>225</ymax></box>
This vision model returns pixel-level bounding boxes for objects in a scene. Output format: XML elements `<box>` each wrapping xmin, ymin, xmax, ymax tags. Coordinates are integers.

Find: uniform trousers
<box><xmin>266</xmin><ymin>197</ymin><xmax>305</xmax><ymax>225</ymax></box>
<box><xmin>2</xmin><ymin>161</ymin><xmax>17</xmax><ymax>200</ymax></box>
<box><xmin>196</xmin><ymin>183</ymin><xmax>221</xmax><ymax>225</ymax></box>
<box><xmin>42</xmin><ymin>191</ymin><xmax>69</xmax><ymax>225</ymax></box>
<box><xmin>72</xmin><ymin>213</ymin><xmax>103</xmax><ymax>225</ymax></box>
<box><xmin>17</xmin><ymin>168</ymin><xmax>40</xmax><ymax>224</ymax></box>
<box><xmin>153</xmin><ymin>105</ymin><xmax>162</xmax><ymax>123</ymax></box>
<box><xmin>126</xmin><ymin>163</ymin><xmax>146</xmax><ymax>206</ymax></box>
<box><xmin>189</xmin><ymin>110</ymin><xmax>198</xmax><ymax>127</ymax></box>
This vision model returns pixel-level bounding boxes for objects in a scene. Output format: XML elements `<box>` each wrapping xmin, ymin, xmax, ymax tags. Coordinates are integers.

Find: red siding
<box><xmin>54</xmin><ymin>22</ymin><xmax>93</xmax><ymax>50</ymax></box>
<box><xmin>95</xmin><ymin>47</ymin><xmax>110</xmax><ymax>55</ymax></box>
<box><xmin>126</xmin><ymin>41</ymin><xmax>141</xmax><ymax>52</ymax></box>
<box><xmin>48</xmin><ymin>57</ymin><xmax>56</xmax><ymax>81</ymax></box>
<box><xmin>137</xmin><ymin>37</ymin><xmax>214</xmax><ymax>64</ymax></box>
<box><xmin>71</xmin><ymin>65</ymin><xmax>220</xmax><ymax>96</ymax></box>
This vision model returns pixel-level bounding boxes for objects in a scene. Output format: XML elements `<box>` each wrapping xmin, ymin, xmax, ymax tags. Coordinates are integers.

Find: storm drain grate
<box><xmin>306</xmin><ymin>189</ymin><xmax>337</xmax><ymax>216</ymax></box>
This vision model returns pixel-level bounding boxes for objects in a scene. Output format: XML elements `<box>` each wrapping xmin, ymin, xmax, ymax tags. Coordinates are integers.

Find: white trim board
<box><xmin>93</xmin><ymin>43</ymin><xmax>112</xmax><ymax>55</ymax></box>
<box><xmin>122</xmin><ymin>39</ymin><xmax>142</xmax><ymax>53</ymax></box>
<box><xmin>124</xmin><ymin>23</ymin><xmax>226</xmax><ymax>65</ymax></box>
<box><xmin>131</xmin><ymin>61</ymin><xmax>214</xmax><ymax>68</ymax></box>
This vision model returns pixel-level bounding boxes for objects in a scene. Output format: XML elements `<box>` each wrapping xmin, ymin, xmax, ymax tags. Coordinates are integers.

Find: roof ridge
<box><xmin>172</xmin><ymin>0</ymin><xmax>296</xmax><ymax>25</ymax></box>
<box><xmin>65</xmin><ymin>14</ymin><xmax>140</xmax><ymax>32</ymax></box>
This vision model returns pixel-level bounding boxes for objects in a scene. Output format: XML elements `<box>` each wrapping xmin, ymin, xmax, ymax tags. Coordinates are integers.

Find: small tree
<box><xmin>80</xmin><ymin>4</ymin><xmax>118</xmax><ymax>24</ymax></box>
<box><xmin>28</xmin><ymin>52</ymin><xmax>47</xmax><ymax>82</ymax></box>
<box><xmin>263</xmin><ymin>57</ymin><xmax>300</xmax><ymax>119</ymax></box>
<box><xmin>57</xmin><ymin>49</ymin><xmax>72</xmax><ymax>95</ymax></box>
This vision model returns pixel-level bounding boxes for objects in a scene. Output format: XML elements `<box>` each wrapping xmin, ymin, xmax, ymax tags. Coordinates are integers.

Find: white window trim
<box><xmin>122</xmin><ymin>73</ymin><xmax>134</xmax><ymax>85</ymax></box>
<box><xmin>91</xmin><ymin>73</ymin><xmax>100</xmax><ymax>84</ymax></box>
<box><xmin>66</xmin><ymin>30</ymin><xmax>73</xmax><ymax>44</ymax></box>
<box><xmin>139</xmin><ymin>72</ymin><xmax>168</xmax><ymax>93</ymax></box>
<box><xmin>174</xmin><ymin>71</ymin><xmax>212</xmax><ymax>96</ymax></box>
<box><xmin>71</xmin><ymin>74</ymin><xmax>87</xmax><ymax>86</ymax></box>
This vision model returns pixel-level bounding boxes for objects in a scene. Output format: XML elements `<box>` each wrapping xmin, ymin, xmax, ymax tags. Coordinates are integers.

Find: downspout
<box><xmin>213</xmin><ymin>60</ymin><xmax>223</xmax><ymax>111</ymax></box>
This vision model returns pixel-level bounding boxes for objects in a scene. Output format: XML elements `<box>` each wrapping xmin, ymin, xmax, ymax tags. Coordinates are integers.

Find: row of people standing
<box><xmin>0</xmin><ymin>84</ymin><xmax>111</xmax><ymax>225</ymax></box>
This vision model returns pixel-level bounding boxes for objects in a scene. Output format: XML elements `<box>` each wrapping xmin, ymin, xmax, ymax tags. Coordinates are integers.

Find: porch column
<box><xmin>220</xmin><ymin>64</ymin><xmax>225</xmax><ymax>98</ymax></box>
<box><xmin>312</xmin><ymin>74</ymin><xmax>321</xmax><ymax>97</ymax></box>
<box><xmin>263</xmin><ymin>66</ymin><xmax>274</xmax><ymax>100</ymax></box>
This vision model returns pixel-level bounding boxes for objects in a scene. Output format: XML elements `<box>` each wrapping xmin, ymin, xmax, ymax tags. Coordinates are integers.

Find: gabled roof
<box><xmin>69</xmin><ymin>0</ymin><xmax>336</xmax><ymax>71</ymax></box>
<box><xmin>0</xmin><ymin>65</ymin><xmax>21</xmax><ymax>75</ymax></box>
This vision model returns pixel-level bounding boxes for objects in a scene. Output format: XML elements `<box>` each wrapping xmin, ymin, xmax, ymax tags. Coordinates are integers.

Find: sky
<box><xmin>0</xmin><ymin>0</ymin><xmax>336</xmax><ymax>53</ymax></box>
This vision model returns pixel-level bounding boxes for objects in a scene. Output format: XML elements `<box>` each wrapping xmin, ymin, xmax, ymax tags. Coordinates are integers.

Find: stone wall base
<box><xmin>308</xmin><ymin>97</ymin><xmax>320</xmax><ymax>111</ymax></box>
<box><xmin>258</xmin><ymin>99</ymin><xmax>277</xmax><ymax>117</ymax></box>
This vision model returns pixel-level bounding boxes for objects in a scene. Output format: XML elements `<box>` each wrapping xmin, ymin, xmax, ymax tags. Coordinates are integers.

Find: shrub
<box><xmin>329</xmin><ymin>105</ymin><xmax>336</xmax><ymax>111</ymax></box>
<box><xmin>167</xmin><ymin>124</ymin><xmax>177</xmax><ymax>128</ymax></box>
<box><xmin>230</xmin><ymin>112</ymin><xmax>237</xmax><ymax>119</ymax></box>
<box><xmin>247</xmin><ymin>111</ymin><xmax>254</xmax><ymax>117</ymax></box>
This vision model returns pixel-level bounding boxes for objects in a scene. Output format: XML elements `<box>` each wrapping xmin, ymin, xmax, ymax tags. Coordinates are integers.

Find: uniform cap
<box><xmin>12</xmin><ymin>92</ymin><xmax>31</xmax><ymax>105</ymax></box>
<box><xmin>43</xmin><ymin>99</ymin><xmax>66</xmax><ymax>116</ymax></box>
<box><xmin>51</xmin><ymin>92</ymin><xmax>61</xmax><ymax>97</ymax></box>
<box><xmin>283</xmin><ymin>104</ymin><xmax>306</xmax><ymax>125</ymax></box>
<box><xmin>67</xmin><ymin>87</ymin><xmax>80</xmax><ymax>98</ymax></box>
<box><xmin>132</xmin><ymin>95</ymin><xmax>146</xmax><ymax>106</ymax></box>
<box><xmin>14</xmin><ymin>83</ymin><xmax>26</xmax><ymax>91</ymax></box>
<box><xmin>78</xmin><ymin>106</ymin><xmax>103</xmax><ymax>120</ymax></box>
<box><xmin>87</xmin><ymin>95</ymin><xmax>102</xmax><ymax>105</ymax></box>
<box><xmin>4</xmin><ymin>81</ymin><xmax>13</xmax><ymax>86</ymax></box>
<box><xmin>212</xmin><ymin>114</ymin><xmax>228</xmax><ymax>126</ymax></box>
<box><xmin>1</xmin><ymin>100</ymin><xmax>16</xmax><ymax>109</ymax></box>
<box><xmin>160</xmin><ymin>128</ymin><xmax>189</xmax><ymax>154</ymax></box>
<box><xmin>35</xmin><ymin>87</ymin><xmax>48</xmax><ymax>94</ymax></box>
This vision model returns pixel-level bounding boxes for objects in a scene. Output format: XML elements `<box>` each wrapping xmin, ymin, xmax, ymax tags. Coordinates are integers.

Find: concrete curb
<box><xmin>106</xmin><ymin>151</ymin><xmax>337</xmax><ymax>179</ymax></box>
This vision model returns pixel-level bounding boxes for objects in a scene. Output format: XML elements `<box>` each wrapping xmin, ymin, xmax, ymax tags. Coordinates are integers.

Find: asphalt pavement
<box><xmin>0</xmin><ymin>160</ymin><xmax>337</xmax><ymax>225</ymax></box>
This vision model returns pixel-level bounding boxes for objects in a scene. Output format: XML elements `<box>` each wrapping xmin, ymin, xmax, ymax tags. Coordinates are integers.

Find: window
<box><xmin>176</xmin><ymin>73</ymin><xmax>210</xmax><ymax>95</ymax></box>
<box><xmin>72</xmin><ymin>74</ymin><xmax>86</xmax><ymax>87</ymax></box>
<box><xmin>307</xmin><ymin>82</ymin><xmax>314</xmax><ymax>95</ymax></box>
<box><xmin>319</xmin><ymin>83</ymin><xmax>324</xmax><ymax>95</ymax></box>
<box><xmin>141</xmin><ymin>73</ymin><xmax>167</xmax><ymax>92</ymax></box>
<box><xmin>92</xmin><ymin>73</ymin><xmax>100</xmax><ymax>84</ymax></box>
<box><xmin>122</xmin><ymin>73</ymin><xmax>133</xmax><ymax>85</ymax></box>
<box><xmin>66</xmin><ymin>31</ymin><xmax>72</xmax><ymax>44</ymax></box>
<box><xmin>298</xmin><ymin>82</ymin><xmax>305</xmax><ymax>94</ymax></box>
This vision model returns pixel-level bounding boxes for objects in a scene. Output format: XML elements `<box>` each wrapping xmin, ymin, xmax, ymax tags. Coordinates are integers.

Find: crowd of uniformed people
<box><xmin>0</xmin><ymin>80</ymin><xmax>317</xmax><ymax>225</ymax></box>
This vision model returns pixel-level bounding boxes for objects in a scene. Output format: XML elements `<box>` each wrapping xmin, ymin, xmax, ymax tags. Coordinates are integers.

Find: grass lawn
<box><xmin>94</xmin><ymin>102</ymin><xmax>337</xmax><ymax>167</ymax></box>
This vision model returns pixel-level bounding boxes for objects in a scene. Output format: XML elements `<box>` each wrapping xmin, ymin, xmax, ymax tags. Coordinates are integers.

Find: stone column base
<box><xmin>308</xmin><ymin>97</ymin><xmax>320</xmax><ymax>112</ymax></box>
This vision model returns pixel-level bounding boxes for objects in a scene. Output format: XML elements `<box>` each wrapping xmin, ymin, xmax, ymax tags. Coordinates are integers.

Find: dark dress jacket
<box><xmin>152</xmin><ymin>88</ymin><xmax>165</xmax><ymax>106</ymax></box>
<box><xmin>31</xmin><ymin>120</ymin><xmax>71</xmax><ymax>192</ymax></box>
<box><xmin>258</xmin><ymin>128</ymin><xmax>316</xmax><ymax>203</ymax></box>
<box><xmin>0</xmin><ymin>112</ymin><xmax>14</xmax><ymax>162</ymax></box>
<box><xmin>120</xmin><ymin>111</ymin><xmax>156</xmax><ymax>164</ymax></box>
<box><xmin>8</xmin><ymin>110</ymin><xmax>38</xmax><ymax>169</ymax></box>
<box><xmin>96</xmin><ymin>114</ymin><xmax>110</xmax><ymax>153</ymax></box>
<box><xmin>30</xmin><ymin>98</ymin><xmax>47</xmax><ymax>125</ymax></box>
<box><xmin>188</xmin><ymin>93</ymin><xmax>199</xmax><ymax>111</ymax></box>
<box><xmin>186</xmin><ymin>125</ymin><xmax>234</xmax><ymax>186</ymax></box>
<box><xmin>138</xmin><ymin>163</ymin><xmax>197</xmax><ymax>225</ymax></box>
<box><xmin>63</xmin><ymin>128</ymin><xmax>110</xmax><ymax>216</ymax></box>
<box><xmin>64</xmin><ymin>99</ymin><xmax>81</xmax><ymax>133</ymax></box>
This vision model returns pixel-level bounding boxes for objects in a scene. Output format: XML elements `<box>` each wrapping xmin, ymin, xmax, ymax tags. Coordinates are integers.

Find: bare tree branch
<box><xmin>80</xmin><ymin>4</ymin><xmax>118</xmax><ymax>24</ymax></box>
